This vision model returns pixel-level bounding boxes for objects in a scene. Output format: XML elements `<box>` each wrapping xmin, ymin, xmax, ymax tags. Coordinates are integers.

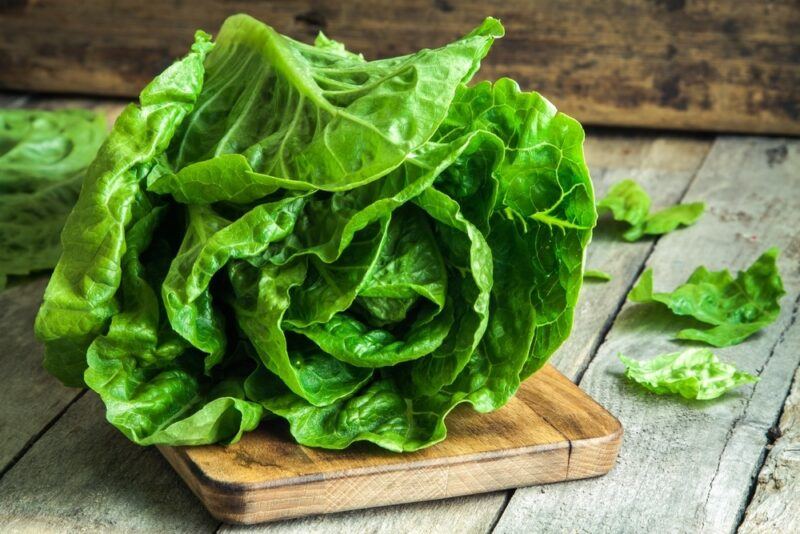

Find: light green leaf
<box><xmin>629</xmin><ymin>248</ymin><xmax>785</xmax><ymax>346</ymax></box>
<box><xmin>597</xmin><ymin>179</ymin><xmax>650</xmax><ymax>227</ymax></box>
<box><xmin>623</xmin><ymin>202</ymin><xmax>705</xmax><ymax>241</ymax></box>
<box><xmin>598</xmin><ymin>179</ymin><xmax>704</xmax><ymax>241</ymax></box>
<box><xmin>619</xmin><ymin>349</ymin><xmax>759</xmax><ymax>400</ymax></box>
<box><xmin>584</xmin><ymin>269</ymin><xmax>612</xmax><ymax>282</ymax></box>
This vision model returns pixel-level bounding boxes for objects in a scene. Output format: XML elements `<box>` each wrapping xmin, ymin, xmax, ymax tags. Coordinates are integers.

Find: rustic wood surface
<box><xmin>160</xmin><ymin>365</ymin><xmax>621</xmax><ymax>524</ymax></box>
<box><xmin>739</xmin><ymin>324</ymin><xmax>800</xmax><ymax>534</ymax></box>
<box><xmin>494</xmin><ymin>136</ymin><xmax>800</xmax><ymax>533</ymax></box>
<box><xmin>1</xmin><ymin>95</ymin><xmax>798</xmax><ymax>532</ymax></box>
<box><xmin>1</xmin><ymin>1</ymin><xmax>799</xmax><ymax>135</ymax></box>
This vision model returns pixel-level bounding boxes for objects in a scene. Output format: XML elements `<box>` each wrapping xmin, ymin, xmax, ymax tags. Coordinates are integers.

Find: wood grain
<box><xmin>222</xmin><ymin>132</ymin><xmax>712</xmax><ymax>533</ymax></box>
<box><xmin>0</xmin><ymin>1</ymin><xmax>798</xmax><ymax>134</ymax></box>
<box><xmin>494</xmin><ymin>137</ymin><xmax>800</xmax><ymax>533</ymax></box>
<box><xmin>160</xmin><ymin>365</ymin><xmax>621</xmax><ymax>525</ymax></box>
<box><xmin>739</xmin><ymin>322</ymin><xmax>800</xmax><ymax>533</ymax></box>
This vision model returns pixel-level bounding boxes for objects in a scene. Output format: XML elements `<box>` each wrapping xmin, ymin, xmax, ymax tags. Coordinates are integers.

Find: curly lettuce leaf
<box><xmin>597</xmin><ymin>179</ymin><xmax>704</xmax><ymax>241</ymax></box>
<box><xmin>629</xmin><ymin>248</ymin><xmax>785</xmax><ymax>346</ymax></box>
<box><xmin>147</xmin><ymin>14</ymin><xmax>503</xmax><ymax>199</ymax></box>
<box><xmin>619</xmin><ymin>349</ymin><xmax>758</xmax><ymax>400</ymax></box>
<box><xmin>0</xmin><ymin>109</ymin><xmax>106</xmax><ymax>289</ymax></box>
<box><xmin>36</xmin><ymin>16</ymin><xmax>595</xmax><ymax>451</ymax></box>
<box><xmin>36</xmin><ymin>31</ymin><xmax>214</xmax><ymax>387</ymax></box>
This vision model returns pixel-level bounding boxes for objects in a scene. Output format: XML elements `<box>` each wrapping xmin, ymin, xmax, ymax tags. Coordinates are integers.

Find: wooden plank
<box><xmin>221</xmin><ymin>134</ymin><xmax>711</xmax><ymax>531</ymax></box>
<box><xmin>0</xmin><ymin>1</ymin><xmax>798</xmax><ymax>134</ymax></box>
<box><xmin>739</xmin><ymin>323</ymin><xmax>800</xmax><ymax>533</ymax></box>
<box><xmin>161</xmin><ymin>365</ymin><xmax>621</xmax><ymax>525</ymax></box>
<box><xmin>0</xmin><ymin>395</ymin><xmax>218</xmax><ymax>532</ymax></box>
<box><xmin>494</xmin><ymin>136</ymin><xmax>800</xmax><ymax>533</ymax></box>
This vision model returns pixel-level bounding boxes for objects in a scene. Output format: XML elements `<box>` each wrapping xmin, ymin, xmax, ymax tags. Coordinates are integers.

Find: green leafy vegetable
<box><xmin>0</xmin><ymin>108</ymin><xmax>106</xmax><ymax>290</ymax></box>
<box><xmin>597</xmin><ymin>179</ymin><xmax>704</xmax><ymax>241</ymax></box>
<box><xmin>629</xmin><ymin>248</ymin><xmax>785</xmax><ymax>346</ymax></box>
<box><xmin>35</xmin><ymin>14</ymin><xmax>596</xmax><ymax>451</ymax></box>
<box><xmin>619</xmin><ymin>349</ymin><xmax>758</xmax><ymax>400</ymax></box>
<box><xmin>584</xmin><ymin>269</ymin><xmax>612</xmax><ymax>282</ymax></box>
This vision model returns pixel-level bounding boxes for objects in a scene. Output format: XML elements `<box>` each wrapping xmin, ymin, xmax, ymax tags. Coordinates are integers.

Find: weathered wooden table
<box><xmin>1</xmin><ymin>93</ymin><xmax>798</xmax><ymax>533</ymax></box>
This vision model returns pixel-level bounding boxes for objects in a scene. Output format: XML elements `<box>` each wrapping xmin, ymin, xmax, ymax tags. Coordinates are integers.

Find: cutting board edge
<box><xmin>161</xmin><ymin>428</ymin><xmax>621</xmax><ymax>525</ymax></box>
<box><xmin>158</xmin><ymin>364</ymin><xmax>623</xmax><ymax>525</ymax></box>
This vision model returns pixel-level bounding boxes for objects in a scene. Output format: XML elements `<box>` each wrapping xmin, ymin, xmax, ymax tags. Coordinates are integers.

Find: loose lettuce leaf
<box><xmin>619</xmin><ymin>349</ymin><xmax>758</xmax><ymax>400</ymax></box>
<box><xmin>597</xmin><ymin>179</ymin><xmax>650</xmax><ymax>227</ymax></box>
<box><xmin>597</xmin><ymin>179</ymin><xmax>704</xmax><ymax>241</ymax></box>
<box><xmin>0</xmin><ymin>109</ymin><xmax>106</xmax><ymax>289</ymax></box>
<box><xmin>629</xmin><ymin>248</ymin><xmax>785</xmax><ymax>346</ymax></box>
<box><xmin>36</xmin><ymin>15</ymin><xmax>596</xmax><ymax>451</ymax></box>
<box><xmin>584</xmin><ymin>269</ymin><xmax>612</xmax><ymax>282</ymax></box>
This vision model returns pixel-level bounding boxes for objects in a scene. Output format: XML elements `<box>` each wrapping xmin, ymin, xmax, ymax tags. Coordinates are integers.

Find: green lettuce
<box><xmin>35</xmin><ymin>14</ymin><xmax>595</xmax><ymax>451</ymax></box>
<box><xmin>629</xmin><ymin>248</ymin><xmax>785</xmax><ymax>346</ymax></box>
<box><xmin>0</xmin><ymin>108</ymin><xmax>106</xmax><ymax>290</ymax></box>
<box><xmin>584</xmin><ymin>269</ymin><xmax>612</xmax><ymax>282</ymax></box>
<box><xmin>597</xmin><ymin>179</ymin><xmax>704</xmax><ymax>241</ymax></box>
<box><xmin>619</xmin><ymin>349</ymin><xmax>758</xmax><ymax>400</ymax></box>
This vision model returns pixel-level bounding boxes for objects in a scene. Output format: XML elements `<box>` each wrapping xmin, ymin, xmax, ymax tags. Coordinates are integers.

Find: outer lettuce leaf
<box><xmin>0</xmin><ymin>109</ymin><xmax>106</xmax><ymax>289</ymax></box>
<box><xmin>36</xmin><ymin>16</ymin><xmax>595</xmax><ymax>451</ymax></box>
<box><xmin>597</xmin><ymin>179</ymin><xmax>704</xmax><ymax>241</ymax></box>
<box><xmin>84</xmin><ymin>205</ymin><xmax>262</xmax><ymax>445</ymax></box>
<box><xmin>35</xmin><ymin>31</ymin><xmax>214</xmax><ymax>387</ymax></box>
<box><xmin>619</xmin><ymin>349</ymin><xmax>758</xmax><ymax>400</ymax></box>
<box><xmin>629</xmin><ymin>248</ymin><xmax>785</xmax><ymax>346</ymax></box>
<box><xmin>147</xmin><ymin>14</ymin><xmax>503</xmax><ymax>198</ymax></box>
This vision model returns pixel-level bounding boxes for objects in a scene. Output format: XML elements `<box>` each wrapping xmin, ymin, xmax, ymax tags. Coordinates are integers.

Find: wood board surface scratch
<box><xmin>494</xmin><ymin>137</ymin><xmax>800</xmax><ymax>534</ymax></box>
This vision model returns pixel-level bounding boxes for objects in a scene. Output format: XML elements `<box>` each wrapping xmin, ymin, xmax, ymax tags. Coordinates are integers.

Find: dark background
<box><xmin>1</xmin><ymin>0</ymin><xmax>798</xmax><ymax>134</ymax></box>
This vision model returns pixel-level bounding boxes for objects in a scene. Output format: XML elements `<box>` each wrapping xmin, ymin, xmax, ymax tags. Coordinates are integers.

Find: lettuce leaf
<box><xmin>629</xmin><ymin>248</ymin><xmax>785</xmax><ymax>346</ymax></box>
<box><xmin>584</xmin><ymin>269</ymin><xmax>612</xmax><ymax>282</ymax></box>
<box><xmin>597</xmin><ymin>179</ymin><xmax>704</xmax><ymax>241</ymax></box>
<box><xmin>35</xmin><ymin>15</ymin><xmax>595</xmax><ymax>451</ymax></box>
<box><xmin>619</xmin><ymin>349</ymin><xmax>758</xmax><ymax>400</ymax></box>
<box><xmin>0</xmin><ymin>108</ymin><xmax>106</xmax><ymax>290</ymax></box>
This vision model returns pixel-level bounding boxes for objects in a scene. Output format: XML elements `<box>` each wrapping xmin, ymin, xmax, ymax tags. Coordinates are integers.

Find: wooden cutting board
<box><xmin>159</xmin><ymin>364</ymin><xmax>622</xmax><ymax>525</ymax></box>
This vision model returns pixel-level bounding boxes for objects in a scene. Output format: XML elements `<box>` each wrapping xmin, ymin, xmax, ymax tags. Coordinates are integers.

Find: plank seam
<box><xmin>727</xmin><ymin>291</ymin><xmax>800</xmax><ymax>532</ymax></box>
<box><xmin>487</xmin><ymin>490</ymin><xmax>513</xmax><ymax>533</ymax></box>
<box><xmin>0</xmin><ymin>389</ymin><xmax>85</xmax><ymax>481</ymax></box>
